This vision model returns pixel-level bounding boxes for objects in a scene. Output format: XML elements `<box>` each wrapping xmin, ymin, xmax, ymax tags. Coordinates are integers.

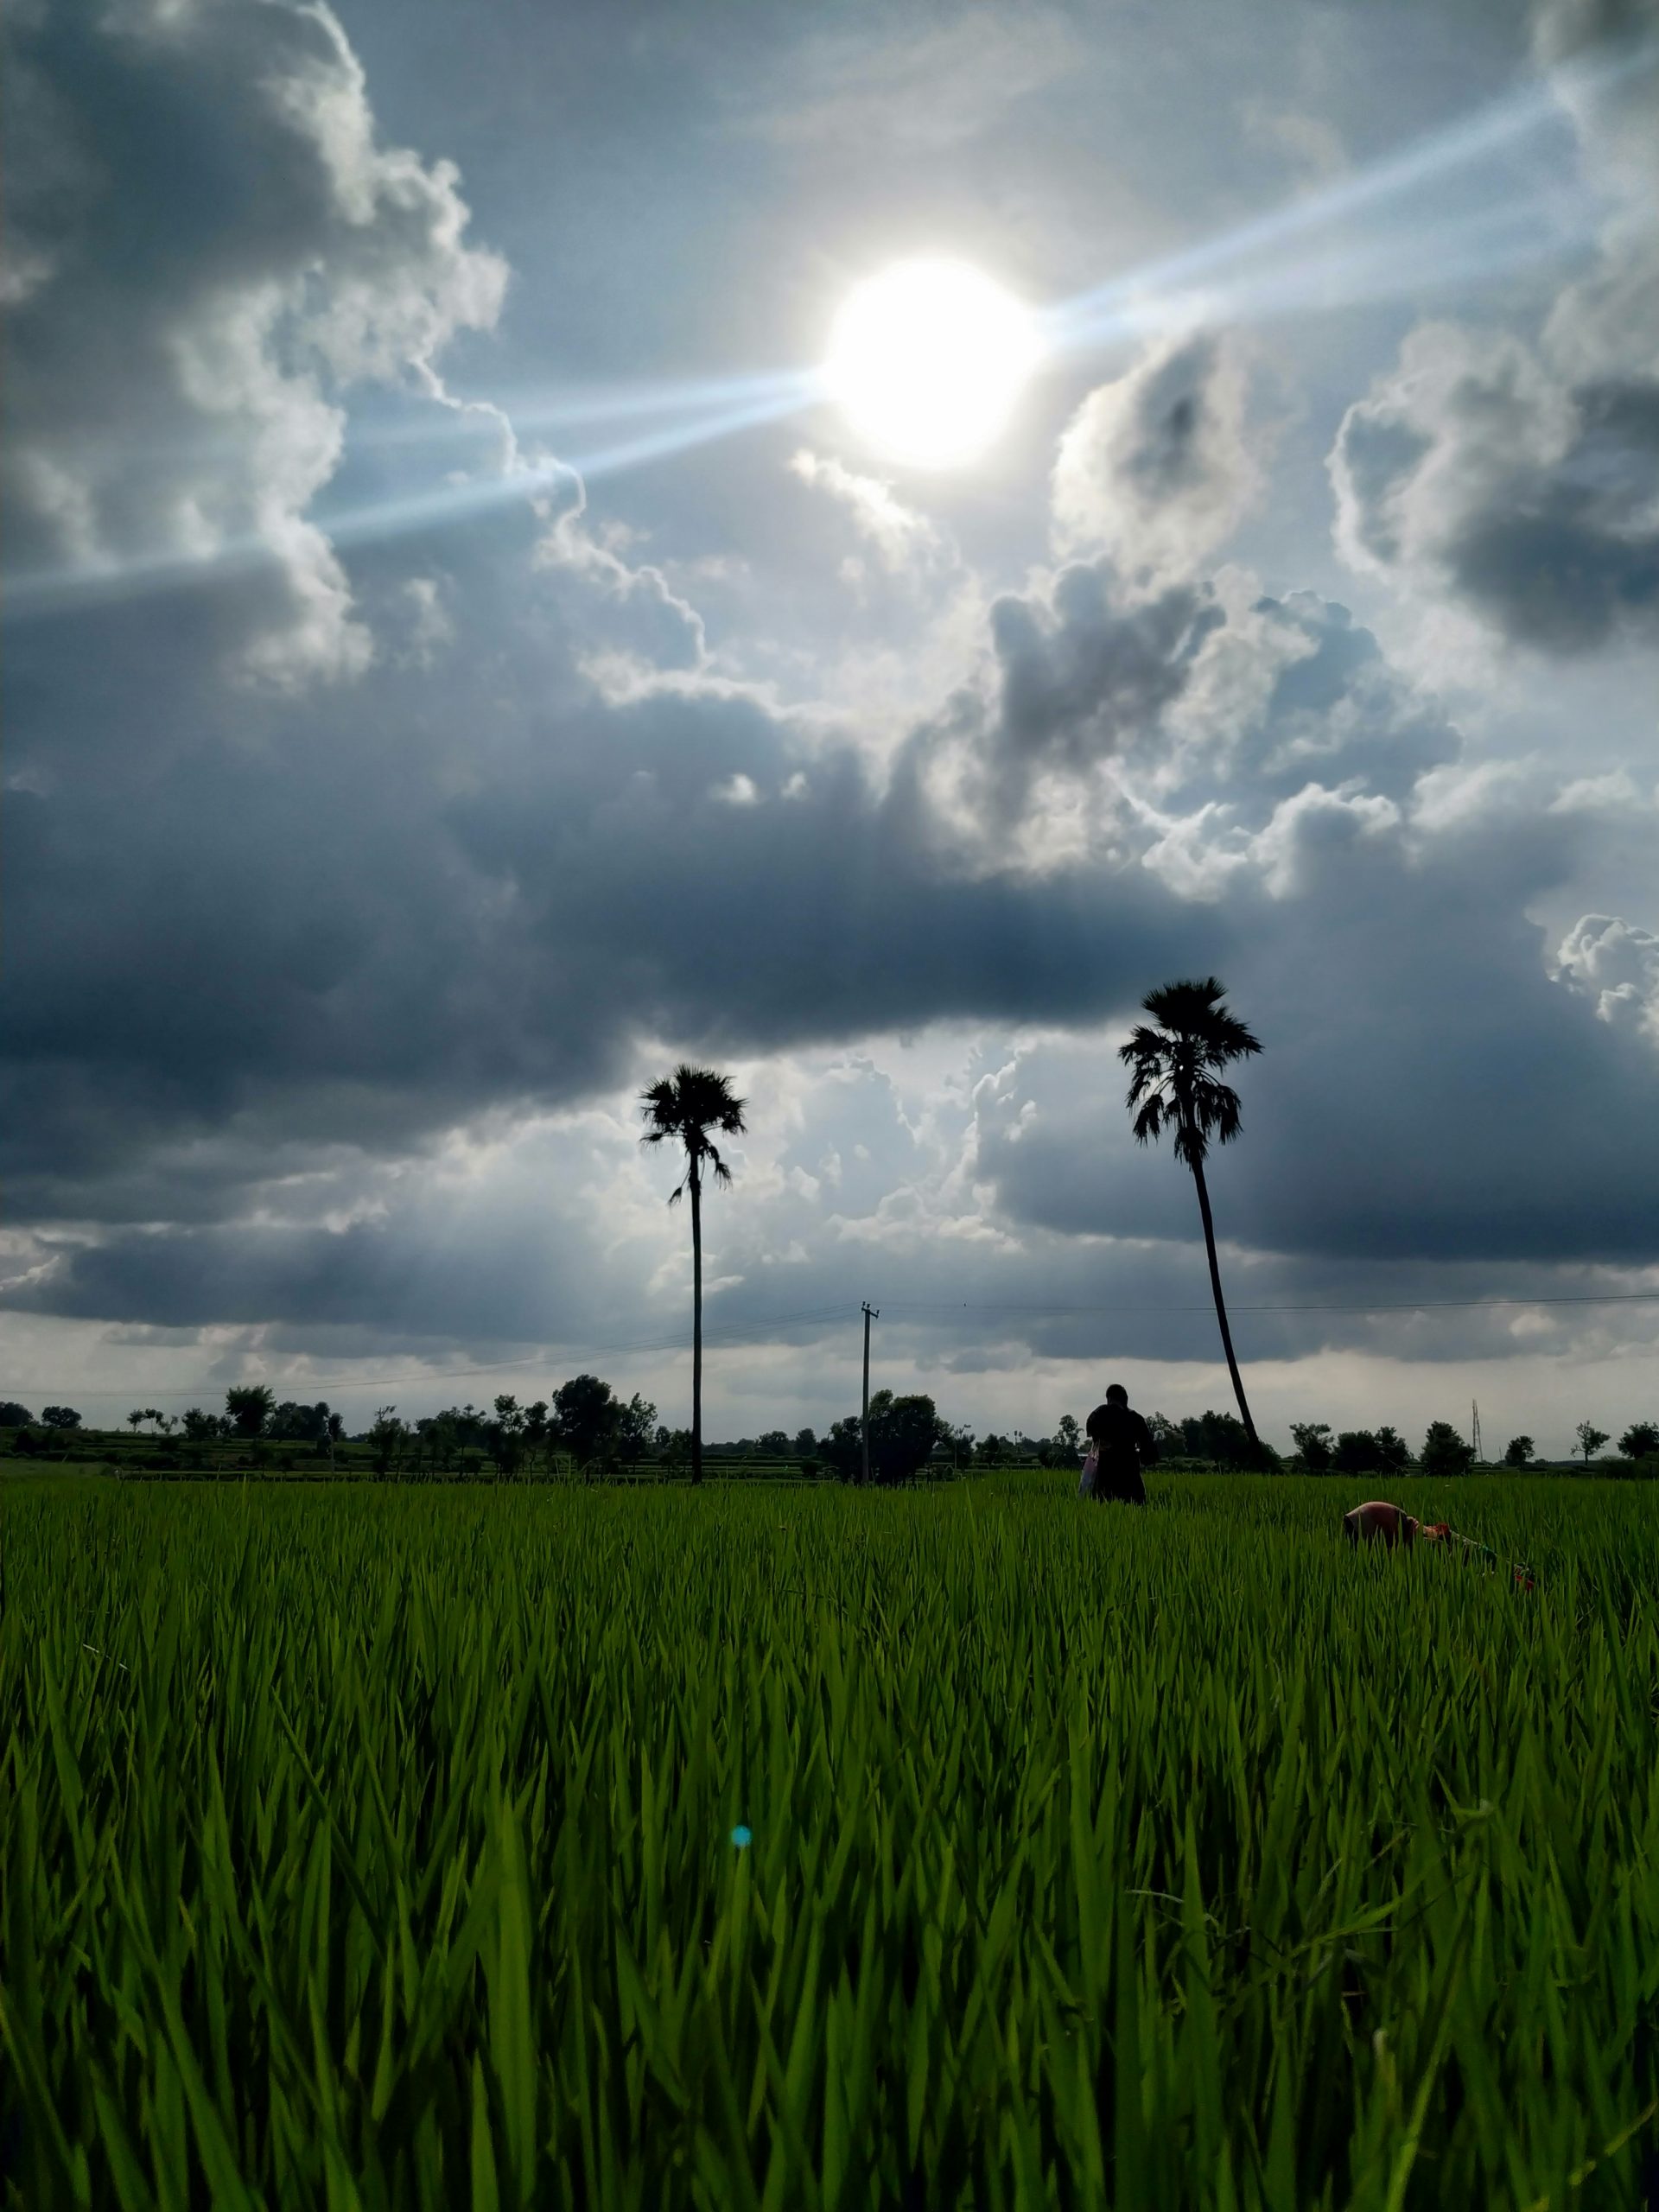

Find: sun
<box><xmin>824</xmin><ymin>258</ymin><xmax>1041</xmax><ymax>469</ymax></box>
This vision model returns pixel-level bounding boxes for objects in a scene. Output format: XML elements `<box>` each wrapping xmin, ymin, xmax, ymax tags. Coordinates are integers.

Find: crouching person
<box><xmin>1343</xmin><ymin>1499</ymin><xmax>1420</xmax><ymax>1548</ymax></box>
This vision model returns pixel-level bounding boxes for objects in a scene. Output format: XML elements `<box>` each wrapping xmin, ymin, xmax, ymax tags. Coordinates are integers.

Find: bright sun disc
<box><xmin>825</xmin><ymin>258</ymin><xmax>1040</xmax><ymax>468</ymax></box>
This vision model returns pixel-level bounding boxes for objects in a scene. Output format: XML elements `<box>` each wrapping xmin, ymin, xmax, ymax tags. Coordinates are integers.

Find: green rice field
<box><xmin>3</xmin><ymin>1473</ymin><xmax>1656</xmax><ymax>2209</ymax></box>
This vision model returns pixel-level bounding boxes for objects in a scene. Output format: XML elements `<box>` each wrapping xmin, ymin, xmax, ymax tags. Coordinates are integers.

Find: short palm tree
<box><xmin>640</xmin><ymin>1064</ymin><xmax>747</xmax><ymax>1486</ymax></box>
<box><xmin>1120</xmin><ymin>977</ymin><xmax>1263</xmax><ymax>1454</ymax></box>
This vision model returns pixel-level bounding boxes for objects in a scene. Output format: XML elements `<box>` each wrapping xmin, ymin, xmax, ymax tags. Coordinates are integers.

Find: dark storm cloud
<box><xmin>9</xmin><ymin>1195</ymin><xmax>601</xmax><ymax>1348</ymax></box>
<box><xmin>985</xmin><ymin>791</ymin><xmax>1659</xmax><ymax>1264</ymax></box>
<box><xmin>984</xmin><ymin>563</ymin><xmax>1222</xmax><ymax>779</ymax></box>
<box><xmin>1</xmin><ymin>531</ymin><xmax>1220</xmax><ymax>1229</ymax></box>
<box><xmin>1330</xmin><ymin>0</ymin><xmax>1659</xmax><ymax>651</ymax></box>
<box><xmin>1332</xmin><ymin>331</ymin><xmax>1659</xmax><ymax>652</ymax></box>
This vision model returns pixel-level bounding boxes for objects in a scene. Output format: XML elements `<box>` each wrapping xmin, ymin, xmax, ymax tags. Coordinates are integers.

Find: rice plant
<box><xmin>3</xmin><ymin>1474</ymin><xmax>1656</xmax><ymax>2208</ymax></box>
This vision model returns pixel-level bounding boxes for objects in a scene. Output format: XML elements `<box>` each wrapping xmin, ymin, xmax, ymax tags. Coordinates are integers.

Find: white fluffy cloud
<box><xmin>1052</xmin><ymin>334</ymin><xmax>1262</xmax><ymax>575</ymax></box>
<box><xmin>3</xmin><ymin>0</ymin><xmax>506</xmax><ymax>685</ymax></box>
<box><xmin>1553</xmin><ymin>912</ymin><xmax>1659</xmax><ymax>1041</ymax></box>
<box><xmin>788</xmin><ymin>448</ymin><xmax>949</xmax><ymax>575</ymax></box>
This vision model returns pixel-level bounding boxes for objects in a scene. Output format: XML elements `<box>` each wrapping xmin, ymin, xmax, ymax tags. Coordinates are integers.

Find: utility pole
<box><xmin>861</xmin><ymin>1302</ymin><xmax>879</xmax><ymax>1485</ymax></box>
<box><xmin>1471</xmin><ymin>1399</ymin><xmax>1483</xmax><ymax>1465</ymax></box>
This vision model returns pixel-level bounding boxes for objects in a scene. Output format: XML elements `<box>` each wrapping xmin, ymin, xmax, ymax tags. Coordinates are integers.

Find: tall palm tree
<box><xmin>1120</xmin><ymin>977</ymin><xmax>1263</xmax><ymax>1453</ymax></box>
<box><xmin>640</xmin><ymin>1064</ymin><xmax>747</xmax><ymax>1486</ymax></box>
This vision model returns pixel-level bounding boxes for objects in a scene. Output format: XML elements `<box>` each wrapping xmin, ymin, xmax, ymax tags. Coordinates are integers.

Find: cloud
<box><xmin>1328</xmin><ymin>7</ymin><xmax>1659</xmax><ymax>653</ymax></box>
<box><xmin>905</xmin><ymin>560</ymin><xmax>1224</xmax><ymax>840</ymax></box>
<box><xmin>1330</xmin><ymin>320</ymin><xmax>1659</xmax><ymax>653</ymax></box>
<box><xmin>788</xmin><ymin>448</ymin><xmax>949</xmax><ymax>576</ymax></box>
<box><xmin>739</xmin><ymin>10</ymin><xmax>1084</xmax><ymax>152</ymax></box>
<box><xmin>902</xmin><ymin>559</ymin><xmax>1460</xmax><ymax>855</ymax></box>
<box><xmin>985</xmin><ymin>789</ymin><xmax>1659</xmax><ymax>1269</ymax></box>
<box><xmin>1553</xmin><ymin>912</ymin><xmax>1659</xmax><ymax>1040</ymax></box>
<box><xmin>1052</xmin><ymin>334</ymin><xmax>1262</xmax><ymax>575</ymax></box>
<box><xmin>3</xmin><ymin>0</ymin><xmax>1655</xmax><ymax>1421</ymax></box>
<box><xmin>3</xmin><ymin>0</ymin><xmax>507</xmax><ymax>685</ymax></box>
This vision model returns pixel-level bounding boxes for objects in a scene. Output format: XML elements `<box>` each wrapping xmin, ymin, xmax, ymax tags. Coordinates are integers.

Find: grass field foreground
<box><xmin>3</xmin><ymin>1474</ymin><xmax>1656</xmax><ymax>2209</ymax></box>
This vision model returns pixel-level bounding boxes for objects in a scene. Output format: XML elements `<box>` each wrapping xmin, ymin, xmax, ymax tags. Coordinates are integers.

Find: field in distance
<box><xmin>3</xmin><ymin>1475</ymin><xmax>1656</xmax><ymax>2209</ymax></box>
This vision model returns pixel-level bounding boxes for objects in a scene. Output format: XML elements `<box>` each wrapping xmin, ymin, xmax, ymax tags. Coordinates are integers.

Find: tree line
<box><xmin>6</xmin><ymin>1385</ymin><xmax>1654</xmax><ymax>1479</ymax></box>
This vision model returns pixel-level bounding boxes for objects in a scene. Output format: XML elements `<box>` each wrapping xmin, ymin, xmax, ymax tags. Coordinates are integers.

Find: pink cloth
<box><xmin>1344</xmin><ymin>1499</ymin><xmax>1419</xmax><ymax>1547</ymax></box>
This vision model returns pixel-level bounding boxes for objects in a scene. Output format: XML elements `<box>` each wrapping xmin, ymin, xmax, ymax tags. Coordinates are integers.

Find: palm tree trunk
<box><xmin>690</xmin><ymin>1157</ymin><xmax>703</xmax><ymax>1487</ymax></box>
<box><xmin>1189</xmin><ymin>1154</ymin><xmax>1260</xmax><ymax>1452</ymax></box>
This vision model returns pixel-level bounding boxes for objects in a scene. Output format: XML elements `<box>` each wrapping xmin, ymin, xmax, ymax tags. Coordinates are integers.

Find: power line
<box><xmin>877</xmin><ymin>1292</ymin><xmax>1659</xmax><ymax>1315</ymax></box>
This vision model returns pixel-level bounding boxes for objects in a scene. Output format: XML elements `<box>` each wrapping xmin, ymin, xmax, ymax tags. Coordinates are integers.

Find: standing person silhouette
<box><xmin>1082</xmin><ymin>1383</ymin><xmax>1158</xmax><ymax>1503</ymax></box>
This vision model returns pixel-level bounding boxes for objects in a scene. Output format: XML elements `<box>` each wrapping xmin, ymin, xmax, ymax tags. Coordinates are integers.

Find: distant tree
<box><xmin>756</xmin><ymin>1429</ymin><xmax>791</xmax><ymax>1457</ymax></box>
<box><xmin>0</xmin><ymin>1402</ymin><xmax>35</xmax><ymax>1427</ymax></box>
<box><xmin>640</xmin><ymin>1064</ymin><xmax>747</xmax><ymax>1486</ymax></box>
<box><xmin>484</xmin><ymin>1395</ymin><xmax>528</xmax><ymax>1477</ymax></box>
<box><xmin>1181</xmin><ymin>1409</ymin><xmax>1271</xmax><ymax>1470</ymax></box>
<box><xmin>269</xmin><ymin>1401</ymin><xmax>333</xmax><ymax>1443</ymax></box>
<box><xmin>423</xmin><ymin>1411</ymin><xmax>463</xmax><ymax>1475</ymax></box>
<box><xmin>977</xmin><ymin>1432</ymin><xmax>1014</xmax><ymax>1468</ymax></box>
<box><xmin>1503</xmin><ymin>1434</ymin><xmax>1535</xmax><ymax>1468</ymax></box>
<box><xmin>181</xmin><ymin>1406</ymin><xmax>221</xmax><ymax>1444</ymax></box>
<box><xmin>868</xmin><ymin>1392</ymin><xmax>950</xmax><ymax>1484</ymax></box>
<box><xmin>41</xmin><ymin>1406</ymin><xmax>82</xmax><ymax>1430</ymax></box>
<box><xmin>1576</xmin><ymin>1421</ymin><xmax>1610</xmax><ymax>1465</ymax></box>
<box><xmin>225</xmin><ymin>1385</ymin><xmax>275</xmax><ymax>1439</ymax></box>
<box><xmin>821</xmin><ymin>1392</ymin><xmax>949</xmax><ymax>1484</ymax></box>
<box><xmin>1332</xmin><ymin>1430</ymin><xmax>1381</xmax><ymax>1476</ymax></box>
<box><xmin>368</xmin><ymin>1407</ymin><xmax>406</xmax><ymax>1478</ymax></box>
<box><xmin>821</xmin><ymin>1416</ymin><xmax>864</xmax><ymax>1481</ymax></box>
<box><xmin>1421</xmin><ymin>1421</ymin><xmax>1475</xmax><ymax>1477</ymax></box>
<box><xmin>552</xmin><ymin>1374</ymin><xmax>623</xmax><ymax>1471</ymax></box>
<box><xmin>793</xmin><ymin>1427</ymin><xmax>817</xmax><ymax>1458</ymax></box>
<box><xmin>1290</xmin><ymin>1421</ymin><xmax>1334</xmax><ymax>1471</ymax></box>
<box><xmin>1039</xmin><ymin>1414</ymin><xmax>1084</xmax><ymax>1468</ymax></box>
<box><xmin>128</xmin><ymin>1410</ymin><xmax>144</xmax><ymax>1434</ymax></box>
<box><xmin>618</xmin><ymin>1394</ymin><xmax>658</xmax><ymax>1460</ymax></box>
<box><xmin>1147</xmin><ymin>1412</ymin><xmax>1184</xmax><ymax>1457</ymax></box>
<box><xmin>524</xmin><ymin>1401</ymin><xmax>550</xmax><ymax>1472</ymax></box>
<box><xmin>1618</xmin><ymin>1421</ymin><xmax>1659</xmax><ymax>1460</ymax></box>
<box><xmin>1373</xmin><ymin>1426</ymin><xmax>1412</xmax><ymax>1472</ymax></box>
<box><xmin>1121</xmin><ymin>977</ymin><xmax>1264</xmax><ymax>1454</ymax></box>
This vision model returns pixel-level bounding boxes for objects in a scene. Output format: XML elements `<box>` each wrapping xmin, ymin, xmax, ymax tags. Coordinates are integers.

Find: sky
<box><xmin>3</xmin><ymin>0</ymin><xmax>1657</xmax><ymax>1457</ymax></box>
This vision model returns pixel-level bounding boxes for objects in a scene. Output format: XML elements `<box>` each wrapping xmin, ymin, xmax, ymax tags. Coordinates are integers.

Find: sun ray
<box><xmin>6</xmin><ymin>42</ymin><xmax>1651</xmax><ymax>617</ymax></box>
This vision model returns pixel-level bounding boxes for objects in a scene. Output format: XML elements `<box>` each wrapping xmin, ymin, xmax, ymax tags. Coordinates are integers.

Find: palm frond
<box><xmin>639</xmin><ymin>1064</ymin><xmax>748</xmax><ymax>1201</ymax></box>
<box><xmin>1119</xmin><ymin>978</ymin><xmax>1259</xmax><ymax>1161</ymax></box>
<box><xmin>1139</xmin><ymin>977</ymin><xmax>1262</xmax><ymax>1065</ymax></box>
<box><xmin>1130</xmin><ymin>1095</ymin><xmax>1167</xmax><ymax>1147</ymax></box>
